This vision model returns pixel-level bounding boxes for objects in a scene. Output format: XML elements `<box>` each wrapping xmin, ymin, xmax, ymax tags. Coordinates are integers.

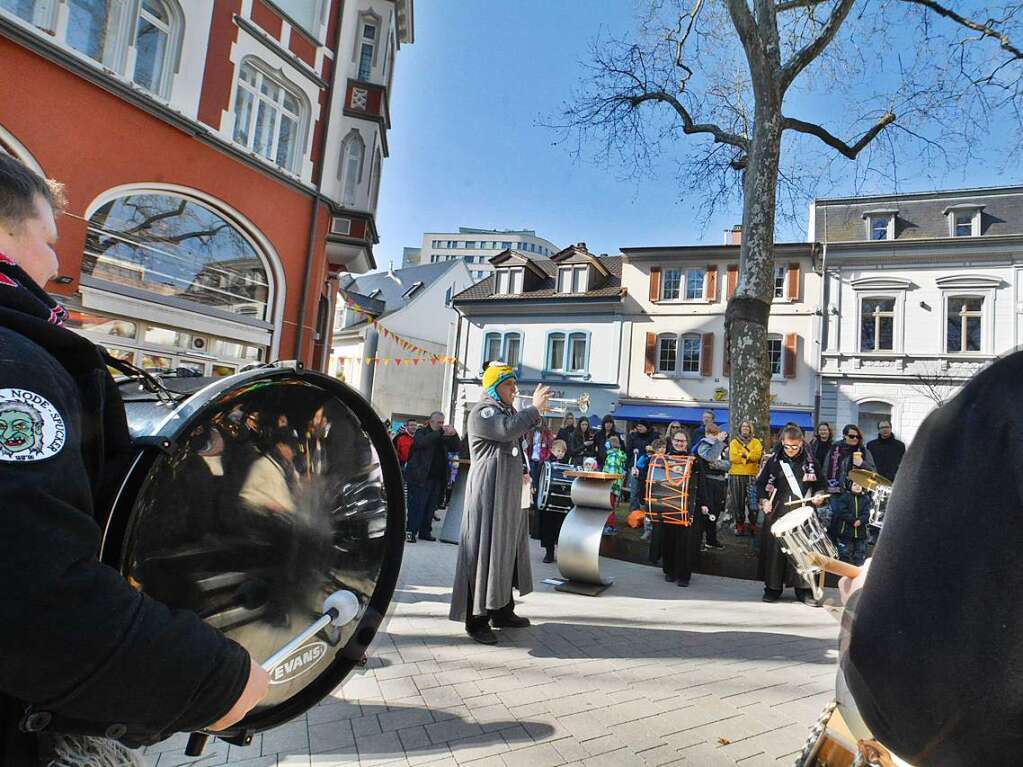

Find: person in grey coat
<box><xmin>449</xmin><ymin>363</ymin><xmax>551</xmax><ymax>644</ymax></box>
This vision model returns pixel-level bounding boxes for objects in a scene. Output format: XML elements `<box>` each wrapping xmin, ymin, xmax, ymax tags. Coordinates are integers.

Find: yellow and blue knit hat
<box><xmin>482</xmin><ymin>363</ymin><xmax>516</xmax><ymax>401</ymax></box>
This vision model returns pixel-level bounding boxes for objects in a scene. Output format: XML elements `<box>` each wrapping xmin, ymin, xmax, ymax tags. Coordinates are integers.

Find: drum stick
<box><xmin>783</xmin><ymin>495</ymin><xmax>828</xmax><ymax>507</ymax></box>
<box><xmin>809</xmin><ymin>553</ymin><xmax>861</xmax><ymax>580</ymax></box>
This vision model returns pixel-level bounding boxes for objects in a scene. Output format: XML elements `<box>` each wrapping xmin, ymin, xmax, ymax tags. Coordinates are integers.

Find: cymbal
<box><xmin>848</xmin><ymin>468</ymin><xmax>892</xmax><ymax>491</ymax></box>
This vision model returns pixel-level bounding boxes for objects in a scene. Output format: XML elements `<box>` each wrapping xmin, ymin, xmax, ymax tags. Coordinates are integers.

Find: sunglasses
<box><xmin>782</xmin><ymin>443</ymin><xmax>802</xmax><ymax>451</ymax></box>
<box><xmin>844</xmin><ymin>433</ymin><xmax>861</xmax><ymax>439</ymax></box>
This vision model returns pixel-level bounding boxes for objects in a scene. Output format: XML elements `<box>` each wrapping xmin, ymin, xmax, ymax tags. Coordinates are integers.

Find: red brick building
<box><xmin>0</xmin><ymin>0</ymin><xmax>413</xmax><ymax>373</ymax></box>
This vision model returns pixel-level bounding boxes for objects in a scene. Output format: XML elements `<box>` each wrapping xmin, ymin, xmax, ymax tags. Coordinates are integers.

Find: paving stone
<box><xmin>228</xmin><ymin>536</ymin><xmax>839</xmax><ymax>767</ymax></box>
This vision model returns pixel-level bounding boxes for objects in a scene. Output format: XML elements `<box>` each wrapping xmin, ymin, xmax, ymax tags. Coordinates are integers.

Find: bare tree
<box><xmin>551</xmin><ymin>0</ymin><xmax>1023</xmax><ymax>437</ymax></box>
<box><xmin>909</xmin><ymin>361</ymin><xmax>967</xmax><ymax>407</ymax></box>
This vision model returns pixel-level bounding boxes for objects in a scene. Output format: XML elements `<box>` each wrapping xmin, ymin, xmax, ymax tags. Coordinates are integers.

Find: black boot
<box><xmin>542</xmin><ymin>548</ymin><xmax>555</xmax><ymax>564</ymax></box>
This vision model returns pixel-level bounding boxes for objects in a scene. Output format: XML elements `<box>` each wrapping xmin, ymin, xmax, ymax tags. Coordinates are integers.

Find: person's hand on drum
<box><xmin>208</xmin><ymin>657</ymin><xmax>269</xmax><ymax>732</ymax></box>
<box><xmin>532</xmin><ymin>384</ymin><xmax>551</xmax><ymax>413</ymax></box>
<box><xmin>838</xmin><ymin>557</ymin><xmax>872</xmax><ymax>606</ymax></box>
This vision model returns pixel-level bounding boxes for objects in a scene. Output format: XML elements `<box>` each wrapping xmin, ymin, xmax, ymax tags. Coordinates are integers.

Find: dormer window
<box><xmin>401</xmin><ymin>281</ymin><xmax>423</xmax><ymax>299</ymax></box>
<box><xmin>558</xmin><ymin>265</ymin><xmax>588</xmax><ymax>294</ymax></box>
<box><xmin>861</xmin><ymin>209</ymin><xmax>897</xmax><ymax>241</ymax></box>
<box><xmin>943</xmin><ymin>204</ymin><xmax>983</xmax><ymax>237</ymax></box>
<box><xmin>494</xmin><ymin>267</ymin><xmax>524</xmax><ymax>295</ymax></box>
<box><xmin>368</xmin><ymin>289</ymin><xmax>381</xmax><ymax>299</ymax></box>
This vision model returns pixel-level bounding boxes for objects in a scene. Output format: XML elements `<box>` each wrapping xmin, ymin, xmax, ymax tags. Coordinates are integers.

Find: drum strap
<box><xmin>779</xmin><ymin>460</ymin><xmax>807</xmax><ymax>505</ymax></box>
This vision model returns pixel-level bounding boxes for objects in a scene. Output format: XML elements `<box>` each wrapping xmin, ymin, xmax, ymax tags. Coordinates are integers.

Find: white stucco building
<box><xmin>331</xmin><ymin>259</ymin><xmax>474</xmax><ymax>422</ymax></box>
<box><xmin>449</xmin><ymin>244</ymin><xmax>626</xmax><ymax>431</ymax></box>
<box><xmin>616</xmin><ymin>242</ymin><xmax>821</xmax><ymax>432</ymax></box>
<box><xmin>414</xmin><ymin>227</ymin><xmax>559</xmax><ymax>282</ymax></box>
<box><xmin>812</xmin><ymin>187</ymin><xmax>1023</xmax><ymax>444</ymax></box>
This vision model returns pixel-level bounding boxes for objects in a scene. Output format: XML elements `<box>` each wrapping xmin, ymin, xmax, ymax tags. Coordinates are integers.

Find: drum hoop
<box><xmin>770</xmin><ymin>506</ymin><xmax>816</xmax><ymax>534</ymax></box>
<box><xmin>102</xmin><ymin>367</ymin><xmax>407</xmax><ymax>738</ymax></box>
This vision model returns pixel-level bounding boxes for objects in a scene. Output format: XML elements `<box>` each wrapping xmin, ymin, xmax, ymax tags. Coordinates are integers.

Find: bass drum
<box><xmin>101</xmin><ymin>365</ymin><xmax>405</xmax><ymax>740</ymax></box>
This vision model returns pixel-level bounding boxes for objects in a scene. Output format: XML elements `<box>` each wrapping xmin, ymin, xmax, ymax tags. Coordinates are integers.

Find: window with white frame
<box><xmin>680</xmin><ymin>334</ymin><xmax>702</xmax><ymax>373</ymax></box>
<box><xmin>358</xmin><ymin>20</ymin><xmax>376</xmax><ymax>80</ymax></box>
<box><xmin>954</xmin><ymin>212</ymin><xmax>974</xmax><ymax>237</ymax></box>
<box><xmin>567</xmin><ymin>332</ymin><xmax>587</xmax><ymax>372</ymax></box>
<box><xmin>946</xmin><ymin>296</ymin><xmax>983</xmax><ymax>353</ymax></box>
<box><xmin>558</xmin><ymin>265</ymin><xmax>587</xmax><ymax>293</ymax></box>
<box><xmin>369</xmin><ymin>148</ymin><xmax>382</xmax><ymax>210</ymax></box>
<box><xmin>508</xmin><ymin>267</ymin><xmax>524</xmax><ymax>294</ymax></box>
<box><xmin>546</xmin><ymin>332</ymin><xmax>588</xmax><ymax>373</ymax></box>
<box><xmin>271</xmin><ymin>0</ymin><xmax>323</xmax><ymax>38</ymax></box>
<box><xmin>661</xmin><ymin>269</ymin><xmax>681</xmax><ymax>300</ymax></box>
<box><xmin>339</xmin><ymin>130</ymin><xmax>365</xmax><ymax>206</ymax></box>
<box><xmin>860</xmin><ymin>297</ymin><xmax>895</xmax><ymax>352</ymax></box>
<box><xmin>773</xmin><ymin>266</ymin><xmax>786</xmax><ymax>299</ymax></box>
<box><xmin>233</xmin><ymin>60</ymin><xmax>306</xmax><ymax>173</ymax></box>
<box><xmin>3</xmin><ymin>0</ymin><xmax>182</xmax><ymax>97</ymax></box>
<box><xmin>767</xmin><ymin>336</ymin><xmax>783</xmax><ymax>377</ymax></box>
<box><xmin>483</xmin><ymin>332</ymin><xmax>502</xmax><ymax>364</ymax></box>
<box><xmin>684</xmin><ymin>269</ymin><xmax>705</xmax><ymax>300</ymax></box>
<box><xmin>494</xmin><ymin>269</ymin><xmax>509</xmax><ymax>294</ymax></box>
<box><xmin>547</xmin><ymin>332</ymin><xmax>566</xmax><ymax>370</ymax></box>
<box><xmin>945</xmin><ymin>205</ymin><xmax>982</xmax><ymax>237</ymax></box>
<box><xmin>656</xmin><ymin>335</ymin><xmax>677</xmax><ymax>373</ymax></box>
<box><xmin>869</xmin><ymin>215</ymin><xmax>893</xmax><ymax>241</ymax></box>
<box><xmin>504</xmin><ymin>332</ymin><xmax>522</xmax><ymax>368</ymax></box>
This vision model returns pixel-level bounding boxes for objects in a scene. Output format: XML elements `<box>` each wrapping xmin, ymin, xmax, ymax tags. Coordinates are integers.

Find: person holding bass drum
<box><xmin>0</xmin><ymin>156</ymin><xmax>267</xmax><ymax>766</ymax></box>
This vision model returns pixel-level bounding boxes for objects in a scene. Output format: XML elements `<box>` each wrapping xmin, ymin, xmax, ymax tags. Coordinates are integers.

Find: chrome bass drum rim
<box><xmin>101</xmin><ymin>366</ymin><xmax>405</xmax><ymax>738</ymax></box>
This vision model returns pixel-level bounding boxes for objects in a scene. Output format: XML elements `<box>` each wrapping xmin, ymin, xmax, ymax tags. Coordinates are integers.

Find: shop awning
<box><xmin>613</xmin><ymin>404</ymin><xmax>813</xmax><ymax>429</ymax></box>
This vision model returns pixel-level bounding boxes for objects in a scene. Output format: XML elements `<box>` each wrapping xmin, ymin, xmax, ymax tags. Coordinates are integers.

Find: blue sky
<box><xmin>373</xmin><ymin>1</ymin><xmax>1020</xmax><ymax>270</ymax></box>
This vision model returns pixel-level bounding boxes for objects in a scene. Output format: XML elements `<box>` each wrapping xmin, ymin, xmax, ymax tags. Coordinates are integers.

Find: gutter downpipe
<box><xmin>295</xmin><ymin>2</ymin><xmax>346</xmax><ymax>367</ymax></box>
<box><xmin>448</xmin><ymin>307</ymin><xmax>464</xmax><ymax>421</ymax></box>
<box><xmin>814</xmin><ymin>208</ymin><xmax>829</xmax><ymax>424</ymax></box>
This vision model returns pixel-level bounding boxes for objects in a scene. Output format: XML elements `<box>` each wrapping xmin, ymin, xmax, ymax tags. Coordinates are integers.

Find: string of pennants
<box><xmin>337</xmin><ymin>355</ymin><xmax>457</xmax><ymax>367</ymax></box>
<box><xmin>339</xmin><ymin>290</ymin><xmax>468</xmax><ymax>371</ymax></box>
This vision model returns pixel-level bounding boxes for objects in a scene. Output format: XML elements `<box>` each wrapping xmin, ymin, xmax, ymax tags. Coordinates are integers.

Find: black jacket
<box><xmin>404</xmin><ymin>426</ymin><xmax>460</xmax><ymax>485</ymax></box>
<box><xmin>626</xmin><ymin>430</ymin><xmax>655</xmax><ymax>473</ymax></box>
<box><xmin>569</xmin><ymin>428</ymin><xmax>598</xmax><ymax>465</ymax></box>
<box><xmin>0</xmin><ymin>272</ymin><xmax>249</xmax><ymax>762</ymax></box>
<box><xmin>842</xmin><ymin>351</ymin><xmax>1023</xmax><ymax>767</ymax></box>
<box><xmin>828</xmin><ymin>491</ymin><xmax>872</xmax><ymax>540</ymax></box>
<box><xmin>865</xmin><ymin>434</ymin><xmax>905</xmax><ymax>481</ymax></box>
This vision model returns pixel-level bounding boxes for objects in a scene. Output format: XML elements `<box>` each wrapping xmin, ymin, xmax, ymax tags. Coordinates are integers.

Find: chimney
<box><xmin>576</xmin><ymin>242</ymin><xmax>588</xmax><ymax>250</ymax></box>
<box><xmin>724</xmin><ymin>225</ymin><xmax>742</xmax><ymax>245</ymax></box>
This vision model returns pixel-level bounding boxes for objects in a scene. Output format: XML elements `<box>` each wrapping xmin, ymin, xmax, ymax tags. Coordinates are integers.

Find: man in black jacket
<box><xmin>404</xmin><ymin>410</ymin><xmax>460</xmax><ymax>542</ymax></box>
<box><xmin>0</xmin><ymin>156</ymin><xmax>266</xmax><ymax>765</ymax></box>
<box><xmin>839</xmin><ymin>351</ymin><xmax>1023</xmax><ymax>766</ymax></box>
<box><xmin>865</xmin><ymin>420</ymin><xmax>905</xmax><ymax>481</ymax></box>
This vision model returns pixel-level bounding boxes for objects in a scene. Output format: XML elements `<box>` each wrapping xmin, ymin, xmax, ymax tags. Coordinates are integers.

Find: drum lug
<box><xmin>221</xmin><ymin>729</ymin><xmax>257</xmax><ymax>747</ymax></box>
<box><xmin>358</xmin><ymin>655</ymin><xmax>368</xmax><ymax>667</ymax></box>
<box><xmin>133</xmin><ymin>435</ymin><xmax>177</xmax><ymax>454</ymax></box>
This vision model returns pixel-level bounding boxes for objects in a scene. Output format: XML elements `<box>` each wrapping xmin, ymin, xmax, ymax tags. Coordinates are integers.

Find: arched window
<box><xmin>83</xmin><ymin>192</ymin><xmax>272</xmax><ymax>322</ymax></box>
<box><xmin>233</xmin><ymin>59</ymin><xmax>307</xmax><ymax>173</ymax></box>
<box><xmin>2</xmin><ymin>0</ymin><xmax>185</xmax><ymax>98</ymax></box>
<box><xmin>340</xmin><ymin>130</ymin><xmax>365</xmax><ymax>207</ymax></box>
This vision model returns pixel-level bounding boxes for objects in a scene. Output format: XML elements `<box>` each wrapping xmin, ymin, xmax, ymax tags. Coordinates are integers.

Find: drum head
<box><xmin>104</xmin><ymin>368</ymin><xmax>404</xmax><ymax>737</ymax></box>
<box><xmin>770</xmin><ymin>505</ymin><xmax>815</xmax><ymax>535</ymax></box>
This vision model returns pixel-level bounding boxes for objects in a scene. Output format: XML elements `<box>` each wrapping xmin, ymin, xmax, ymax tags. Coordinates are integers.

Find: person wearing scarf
<box><xmin>727</xmin><ymin>421</ymin><xmax>763</xmax><ymax>536</ymax></box>
<box><xmin>754</xmin><ymin>425</ymin><xmax>827</xmax><ymax>603</ymax></box>
<box><xmin>824</xmin><ymin>423</ymin><xmax>876</xmax><ymax>493</ymax></box>
<box><xmin>0</xmin><ymin>156</ymin><xmax>264</xmax><ymax>766</ymax></box>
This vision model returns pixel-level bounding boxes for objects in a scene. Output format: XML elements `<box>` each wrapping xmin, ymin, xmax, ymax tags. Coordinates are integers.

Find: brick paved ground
<box><xmin>148</xmin><ymin>538</ymin><xmax>841</xmax><ymax>767</ymax></box>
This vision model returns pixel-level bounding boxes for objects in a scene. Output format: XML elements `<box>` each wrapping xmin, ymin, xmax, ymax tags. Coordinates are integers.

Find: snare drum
<box><xmin>770</xmin><ymin>506</ymin><xmax>839</xmax><ymax>601</ymax></box>
<box><xmin>538</xmin><ymin>461</ymin><xmax>575</xmax><ymax>513</ymax></box>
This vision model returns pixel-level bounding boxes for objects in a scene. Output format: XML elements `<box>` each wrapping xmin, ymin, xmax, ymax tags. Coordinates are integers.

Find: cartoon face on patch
<box><xmin>0</xmin><ymin>389</ymin><xmax>66</xmax><ymax>462</ymax></box>
<box><xmin>0</xmin><ymin>403</ymin><xmax>44</xmax><ymax>456</ymax></box>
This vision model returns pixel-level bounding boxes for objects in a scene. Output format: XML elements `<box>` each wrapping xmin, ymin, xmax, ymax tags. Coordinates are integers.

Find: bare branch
<box><xmin>780</xmin><ymin>0</ymin><xmax>857</xmax><ymax>91</ymax></box>
<box><xmin>775</xmin><ymin>0</ymin><xmax>826</xmax><ymax>11</ymax></box>
<box><xmin>900</xmin><ymin>0</ymin><xmax>1023</xmax><ymax>62</ymax></box>
<box><xmin>629</xmin><ymin>91</ymin><xmax>750</xmax><ymax>150</ymax></box>
<box><xmin>781</xmin><ymin>111</ymin><xmax>897</xmax><ymax>157</ymax></box>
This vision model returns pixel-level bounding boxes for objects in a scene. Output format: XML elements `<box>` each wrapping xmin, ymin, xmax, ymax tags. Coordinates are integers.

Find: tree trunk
<box><xmin>728</xmin><ymin>105</ymin><xmax>782</xmax><ymax>444</ymax></box>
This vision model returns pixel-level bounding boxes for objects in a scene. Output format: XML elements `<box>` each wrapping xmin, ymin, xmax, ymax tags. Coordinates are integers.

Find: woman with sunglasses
<box><xmin>823</xmin><ymin>424</ymin><xmax>876</xmax><ymax>494</ymax></box>
<box><xmin>755</xmin><ymin>425</ymin><xmax>827</xmax><ymax>603</ymax></box>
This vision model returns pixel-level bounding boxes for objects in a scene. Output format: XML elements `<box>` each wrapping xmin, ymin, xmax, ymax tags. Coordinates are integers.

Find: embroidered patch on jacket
<box><xmin>480</xmin><ymin>406</ymin><xmax>496</xmax><ymax>419</ymax></box>
<box><xmin>0</xmin><ymin>388</ymin><xmax>67</xmax><ymax>462</ymax></box>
